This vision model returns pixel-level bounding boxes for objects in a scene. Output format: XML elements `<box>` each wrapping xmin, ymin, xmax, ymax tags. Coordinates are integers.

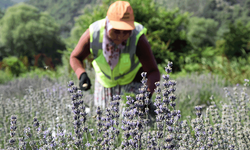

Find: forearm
<box><xmin>136</xmin><ymin>34</ymin><xmax>160</xmax><ymax>94</ymax></box>
<box><xmin>70</xmin><ymin>29</ymin><xmax>91</xmax><ymax>79</ymax></box>
<box><xmin>70</xmin><ymin>55</ymin><xmax>86</xmax><ymax>80</ymax></box>
<box><xmin>147</xmin><ymin>70</ymin><xmax>160</xmax><ymax>94</ymax></box>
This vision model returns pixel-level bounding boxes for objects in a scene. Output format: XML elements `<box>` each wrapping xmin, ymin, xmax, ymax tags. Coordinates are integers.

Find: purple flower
<box><xmin>115</xmin><ymin>129</ymin><xmax>120</xmax><ymax>135</ymax></box>
<box><xmin>162</xmin><ymin>74</ymin><xmax>170</xmax><ymax>80</ymax></box>
<box><xmin>169</xmin><ymin>95</ymin><xmax>176</xmax><ymax>101</ymax></box>
<box><xmin>85</xmin><ymin>142</ymin><xmax>91</xmax><ymax>147</ymax></box>
<box><xmin>163</xmin><ymin>81</ymin><xmax>170</xmax><ymax>88</ymax></box>
<box><xmin>196</xmin><ymin>112</ymin><xmax>202</xmax><ymax>117</ymax></box>
<box><xmin>72</xmin><ymin>109</ymin><xmax>80</xmax><ymax>115</ymax></box>
<box><xmin>80</xmin><ymin>117</ymin><xmax>87</xmax><ymax>123</ymax></box>
<box><xmin>11</xmin><ymin>120</ymin><xmax>16</xmax><ymax>125</ymax></box>
<box><xmin>154</xmin><ymin>88</ymin><xmax>161</xmax><ymax>93</ymax></box>
<box><xmin>10</xmin><ymin>132</ymin><xmax>15</xmax><ymax>137</ymax></box>
<box><xmin>72</xmin><ymin>86</ymin><xmax>78</xmax><ymax>92</ymax></box>
<box><xmin>10</xmin><ymin>125</ymin><xmax>17</xmax><ymax>131</ymax></box>
<box><xmin>68</xmin><ymin>81</ymin><xmax>74</xmax><ymax>86</ymax></box>
<box><xmin>36</xmin><ymin>127</ymin><xmax>41</xmax><ymax>132</ymax></box>
<box><xmin>155</xmin><ymin>82</ymin><xmax>160</xmax><ymax>87</ymax></box>
<box><xmin>168</xmin><ymin>62</ymin><xmax>173</xmax><ymax>67</ymax></box>
<box><xmin>154</xmin><ymin>109</ymin><xmax>160</xmax><ymax>115</ymax></box>
<box><xmin>163</xmin><ymin>97</ymin><xmax>170</xmax><ymax>104</ymax></box>
<box><xmin>126</xmin><ymin>96</ymin><xmax>132</xmax><ymax>101</ymax></box>
<box><xmin>170</xmin><ymin>102</ymin><xmax>176</xmax><ymax>107</ymax></box>
<box><xmin>97</xmin><ymin>137</ymin><xmax>102</xmax><ymax>142</ymax></box>
<box><xmin>165</xmin><ymin>135</ymin><xmax>173</xmax><ymax>142</ymax></box>
<box><xmin>57</xmin><ymin>132</ymin><xmax>64</xmax><ymax>137</ymax></box>
<box><xmin>121</xmin><ymin>125</ymin><xmax>126</xmax><ymax>131</ymax></box>
<box><xmin>33</xmin><ymin>121</ymin><xmax>39</xmax><ymax>127</ymax></box>
<box><xmin>165</xmin><ymin>67</ymin><xmax>172</xmax><ymax>73</ymax></box>
<box><xmin>33</xmin><ymin>117</ymin><xmax>37</xmax><ymax>122</ymax></box>
<box><xmin>122</xmin><ymin>141</ymin><xmax>129</xmax><ymax>147</ymax></box>
<box><xmin>9</xmin><ymin>138</ymin><xmax>16</xmax><ymax>144</ymax></box>
<box><xmin>141</xmin><ymin>72</ymin><xmax>147</xmax><ymax>78</ymax></box>
<box><xmin>80</xmin><ymin>112</ymin><xmax>87</xmax><ymax>117</ymax></box>
<box><xmin>97</xmin><ymin>122</ymin><xmax>102</xmax><ymax>127</ymax></box>
<box><xmin>166</xmin><ymin>119</ymin><xmax>173</xmax><ymax>126</ymax></box>
<box><xmin>124</xmin><ymin>131</ymin><xmax>130</xmax><ymax>139</ymax></box>
<box><xmin>195</xmin><ymin>106</ymin><xmax>202</xmax><ymax>111</ymax></box>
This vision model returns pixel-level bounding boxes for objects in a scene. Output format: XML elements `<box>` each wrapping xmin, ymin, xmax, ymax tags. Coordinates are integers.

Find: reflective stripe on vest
<box><xmin>89</xmin><ymin>18</ymin><xmax>147</xmax><ymax>88</ymax></box>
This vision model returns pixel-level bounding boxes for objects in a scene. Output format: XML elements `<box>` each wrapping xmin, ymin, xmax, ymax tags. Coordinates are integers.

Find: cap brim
<box><xmin>109</xmin><ymin>20</ymin><xmax>135</xmax><ymax>30</ymax></box>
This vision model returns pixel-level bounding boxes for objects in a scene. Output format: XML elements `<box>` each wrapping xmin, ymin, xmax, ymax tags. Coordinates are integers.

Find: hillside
<box><xmin>0</xmin><ymin>0</ymin><xmax>27</xmax><ymax>10</ymax></box>
<box><xmin>1</xmin><ymin>0</ymin><xmax>249</xmax><ymax>39</ymax></box>
<box><xmin>25</xmin><ymin>0</ymin><xmax>102</xmax><ymax>38</ymax></box>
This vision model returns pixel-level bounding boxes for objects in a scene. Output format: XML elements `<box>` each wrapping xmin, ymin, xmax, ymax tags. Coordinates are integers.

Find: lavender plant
<box><xmin>0</xmin><ymin>62</ymin><xmax>249</xmax><ymax>150</ymax></box>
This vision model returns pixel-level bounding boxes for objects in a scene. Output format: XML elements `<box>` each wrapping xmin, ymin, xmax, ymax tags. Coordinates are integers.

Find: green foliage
<box><xmin>57</xmin><ymin>48</ymin><xmax>76</xmax><ymax>77</ymax></box>
<box><xmin>2</xmin><ymin>56</ymin><xmax>27</xmax><ymax>77</ymax></box>
<box><xmin>201</xmin><ymin>0</ymin><xmax>250</xmax><ymax>27</ymax></box>
<box><xmin>144</xmin><ymin>7</ymin><xmax>192</xmax><ymax>72</ymax></box>
<box><xmin>156</xmin><ymin>0</ymin><xmax>208</xmax><ymax>16</ymax></box>
<box><xmin>0</xmin><ymin>3</ymin><xmax>66</xmax><ymax>66</ymax></box>
<box><xmin>0</xmin><ymin>70</ymin><xmax>12</xmax><ymax>84</ymax></box>
<box><xmin>19</xmin><ymin>67</ymin><xmax>56</xmax><ymax>79</ymax></box>
<box><xmin>194</xmin><ymin>49</ymin><xmax>250</xmax><ymax>85</ymax></box>
<box><xmin>187</xmin><ymin>17</ymin><xmax>219</xmax><ymax>48</ymax></box>
<box><xmin>236</xmin><ymin>0</ymin><xmax>250</xmax><ymax>24</ymax></box>
<box><xmin>0</xmin><ymin>8</ymin><xmax>4</xmax><ymax>20</ymax></box>
<box><xmin>222</xmin><ymin>21</ymin><xmax>250</xmax><ymax>59</ymax></box>
<box><xmin>26</xmin><ymin>0</ymin><xmax>100</xmax><ymax>38</ymax></box>
<box><xmin>70</xmin><ymin>1</ymin><xmax>108</xmax><ymax>42</ymax></box>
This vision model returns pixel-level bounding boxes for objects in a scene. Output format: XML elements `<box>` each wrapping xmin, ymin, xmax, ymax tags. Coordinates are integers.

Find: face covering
<box><xmin>102</xmin><ymin>16</ymin><xmax>132</xmax><ymax>70</ymax></box>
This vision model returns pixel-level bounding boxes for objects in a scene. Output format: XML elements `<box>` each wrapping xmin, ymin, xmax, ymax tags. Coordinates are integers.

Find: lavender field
<box><xmin>1</xmin><ymin>62</ymin><xmax>250</xmax><ymax>149</ymax></box>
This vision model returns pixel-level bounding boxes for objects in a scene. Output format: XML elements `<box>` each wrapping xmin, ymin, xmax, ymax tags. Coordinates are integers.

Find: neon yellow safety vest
<box><xmin>89</xmin><ymin>18</ymin><xmax>147</xmax><ymax>88</ymax></box>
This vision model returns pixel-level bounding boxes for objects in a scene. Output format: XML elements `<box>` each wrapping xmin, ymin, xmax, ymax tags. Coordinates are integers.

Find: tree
<box><xmin>0</xmin><ymin>8</ymin><xmax>3</xmax><ymax>20</ymax></box>
<box><xmin>222</xmin><ymin>21</ymin><xmax>250</xmax><ymax>59</ymax></box>
<box><xmin>237</xmin><ymin>0</ymin><xmax>250</xmax><ymax>24</ymax></box>
<box><xmin>187</xmin><ymin>17</ymin><xmax>219</xmax><ymax>48</ymax></box>
<box><xmin>26</xmin><ymin>0</ymin><xmax>99</xmax><ymax>38</ymax></box>
<box><xmin>0</xmin><ymin>3</ymin><xmax>66</xmax><ymax>67</ymax></box>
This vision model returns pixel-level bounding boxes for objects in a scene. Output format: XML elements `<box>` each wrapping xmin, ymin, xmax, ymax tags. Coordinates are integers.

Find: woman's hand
<box><xmin>79</xmin><ymin>72</ymin><xmax>92</xmax><ymax>91</ymax></box>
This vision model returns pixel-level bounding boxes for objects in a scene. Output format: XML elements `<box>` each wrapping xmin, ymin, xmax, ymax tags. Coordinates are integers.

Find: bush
<box><xmin>0</xmin><ymin>3</ymin><xmax>66</xmax><ymax>67</ymax></box>
<box><xmin>0</xmin><ymin>70</ymin><xmax>12</xmax><ymax>84</ymax></box>
<box><xmin>187</xmin><ymin>17</ymin><xmax>219</xmax><ymax>48</ymax></box>
<box><xmin>2</xmin><ymin>56</ymin><xmax>27</xmax><ymax>77</ymax></box>
<box><xmin>222</xmin><ymin>21</ymin><xmax>250</xmax><ymax>59</ymax></box>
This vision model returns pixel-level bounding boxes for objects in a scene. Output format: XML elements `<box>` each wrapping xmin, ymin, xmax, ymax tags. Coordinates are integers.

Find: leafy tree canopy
<box><xmin>187</xmin><ymin>17</ymin><xmax>219</xmax><ymax>48</ymax></box>
<box><xmin>25</xmin><ymin>0</ymin><xmax>100</xmax><ymax>38</ymax></box>
<box><xmin>0</xmin><ymin>8</ymin><xmax>4</xmax><ymax>20</ymax></box>
<box><xmin>222</xmin><ymin>20</ymin><xmax>250</xmax><ymax>59</ymax></box>
<box><xmin>0</xmin><ymin>3</ymin><xmax>65</xmax><ymax>66</ymax></box>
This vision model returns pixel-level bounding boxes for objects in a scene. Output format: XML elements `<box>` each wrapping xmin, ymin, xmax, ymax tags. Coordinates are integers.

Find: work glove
<box><xmin>79</xmin><ymin>72</ymin><xmax>91</xmax><ymax>91</ymax></box>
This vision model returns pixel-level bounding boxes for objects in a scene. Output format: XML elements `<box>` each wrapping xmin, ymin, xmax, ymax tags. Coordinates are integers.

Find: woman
<box><xmin>70</xmin><ymin>1</ymin><xmax>160</xmax><ymax>108</ymax></box>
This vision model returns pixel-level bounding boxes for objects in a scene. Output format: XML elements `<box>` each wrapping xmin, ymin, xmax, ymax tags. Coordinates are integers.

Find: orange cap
<box><xmin>107</xmin><ymin>1</ymin><xmax>135</xmax><ymax>30</ymax></box>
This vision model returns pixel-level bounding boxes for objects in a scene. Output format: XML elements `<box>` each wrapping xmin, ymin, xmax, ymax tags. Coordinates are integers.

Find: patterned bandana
<box><xmin>102</xmin><ymin>16</ymin><xmax>132</xmax><ymax>70</ymax></box>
